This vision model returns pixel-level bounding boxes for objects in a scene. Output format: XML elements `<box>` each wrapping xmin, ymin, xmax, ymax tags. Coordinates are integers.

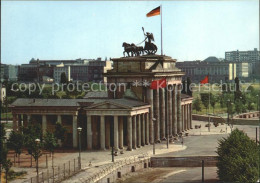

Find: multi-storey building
<box><xmin>0</xmin><ymin>64</ymin><xmax>18</xmax><ymax>82</ymax></box>
<box><xmin>18</xmin><ymin>58</ymin><xmax>112</xmax><ymax>83</ymax></box>
<box><xmin>53</xmin><ymin>63</ymin><xmax>71</xmax><ymax>83</ymax></box>
<box><xmin>225</xmin><ymin>48</ymin><xmax>259</xmax><ymax>62</ymax></box>
<box><xmin>176</xmin><ymin>57</ymin><xmax>252</xmax><ymax>82</ymax></box>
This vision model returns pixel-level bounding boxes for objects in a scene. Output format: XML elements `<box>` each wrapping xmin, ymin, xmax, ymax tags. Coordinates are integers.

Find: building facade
<box><xmin>53</xmin><ymin>64</ymin><xmax>71</xmax><ymax>83</ymax></box>
<box><xmin>18</xmin><ymin>58</ymin><xmax>112</xmax><ymax>83</ymax></box>
<box><xmin>225</xmin><ymin>48</ymin><xmax>260</xmax><ymax>62</ymax></box>
<box><xmin>176</xmin><ymin>57</ymin><xmax>252</xmax><ymax>82</ymax></box>
<box><xmin>11</xmin><ymin>55</ymin><xmax>192</xmax><ymax>151</ymax></box>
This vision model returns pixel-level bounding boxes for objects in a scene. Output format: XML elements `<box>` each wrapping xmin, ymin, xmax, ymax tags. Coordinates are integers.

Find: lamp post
<box><xmin>77</xmin><ymin>127</ymin><xmax>82</xmax><ymax>169</ymax></box>
<box><xmin>256</xmin><ymin>95</ymin><xmax>259</xmax><ymax>144</ymax></box>
<box><xmin>35</xmin><ymin>138</ymin><xmax>40</xmax><ymax>183</ymax></box>
<box><xmin>152</xmin><ymin>118</ymin><xmax>156</xmax><ymax>155</ymax></box>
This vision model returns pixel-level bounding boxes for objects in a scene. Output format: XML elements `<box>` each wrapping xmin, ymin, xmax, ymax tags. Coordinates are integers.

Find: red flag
<box><xmin>200</xmin><ymin>75</ymin><xmax>209</xmax><ymax>84</ymax></box>
<box><xmin>146</xmin><ymin>6</ymin><xmax>161</xmax><ymax>17</ymax></box>
<box><xmin>150</xmin><ymin>78</ymin><xmax>166</xmax><ymax>90</ymax></box>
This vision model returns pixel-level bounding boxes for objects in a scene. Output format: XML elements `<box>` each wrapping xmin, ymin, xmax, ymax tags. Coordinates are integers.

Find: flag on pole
<box><xmin>200</xmin><ymin>75</ymin><xmax>209</xmax><ymax>85</ymax></box>
<box><xmin>150</xmin><ymin>78</ymin><xmax>166</xmax><ymax>90</ymax></box>
<box><xmin>146</xmin><ymin>6</ymin><xmax>161</xmax><ymax>17</ymax></box>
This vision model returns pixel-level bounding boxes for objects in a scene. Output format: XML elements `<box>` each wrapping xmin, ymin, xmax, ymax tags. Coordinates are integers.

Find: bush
<box><xmin>216</xmin><ymin>129</ymin><xmax>259</xmax><ymax>183</ymax></box>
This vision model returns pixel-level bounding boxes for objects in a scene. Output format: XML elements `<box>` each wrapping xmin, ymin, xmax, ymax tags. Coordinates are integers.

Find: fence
<box><xmin>22</xmin><ymin>157</ymin><xmax>81</xmax><ymax>183</ymax></box>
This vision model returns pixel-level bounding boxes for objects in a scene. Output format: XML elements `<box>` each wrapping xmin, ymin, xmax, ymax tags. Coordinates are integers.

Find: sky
<box><xmin>1</xmin><ymin>0</ymin><xmax>259</xmax><ymax>65</ymax></box>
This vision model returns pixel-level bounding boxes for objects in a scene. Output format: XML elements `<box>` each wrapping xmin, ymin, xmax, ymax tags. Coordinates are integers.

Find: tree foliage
<box><xmin>54</xmin><ymin>122</ymin><xmax>67</xmax><ymax>145</ymax></box>
<box><xmin>44</xmin><ymin>131</ymin><xmax>57</xmax><ymax>154</ymax></box>
<box><xmin>22</xmin><ymin>124</ymin><xmax>43</xmax><ymax>155</ymax></box>
<box><xmin>192</xmin><ymin>97</ymin><xmax>202</xmax><ymax>113</ymax></box>
<box><xmin>216</xmin><ymin>129</ymin><xmax>259</xmax><ymax>183</ymax></box>
<box><xmin>60</xmin><ymin>72</ymin><xmax>68</xmax><ymax>84</ymax></box>
<box><xmin>7</xmin><ymin>131</ymin><xmax>24</xmax><ymax>156</ymax></box>
<box><xmin>200</xmin><ymin>93</ymin><xmax>211</xmax><ymax>110</ymax></box>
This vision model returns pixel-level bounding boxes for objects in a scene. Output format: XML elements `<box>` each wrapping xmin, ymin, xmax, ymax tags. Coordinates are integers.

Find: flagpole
<box><xmin>208</xmin><ymin>74</ymin><xmax>210</xmax><ymax>132</ymax></box>
<box><xmin>161</xmin><ymin>4</ymin><xmax>163</xmax><ymax>56</ymax></box>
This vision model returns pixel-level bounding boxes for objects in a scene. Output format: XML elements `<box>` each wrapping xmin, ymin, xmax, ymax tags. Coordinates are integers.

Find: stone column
<box><xmin>141</xmin><ymin>113</ymin><xmax>145</xmax><ymax>146</ymax></box>
<box><xmin>154</xmin><ymin>88</ymin><xmax>160</xmax><ymax>142</ymax></box>
<box><xmin>190</xmin><ymin>103</ymin><xmax>193</xmax><ymax>129</ymax></box>
<box><xmin>27</xmin><ymin>114</ymin><xmax>31</xmax><ymax>123</ymax></box>
<box><xmin>12</xmin><ymin>113</ymin><xmax>18</xmax><ymax>131</ymax></box>
<box><xmin>127</xmin><ymin>116</ymin><xmax>132</xmax><ymax>151</ymax></box>
<box><xmin>132</xmin><ymin>115</ymin><xmax>137</xmax><ymax>149</ymax></box>
<box><xmin>105</xmin><ymin>120</ymin><xmax>110</xmax><ymax>149</ymax></box>
<box><xmin>159</xmin><ymin>88</ymin><xmax>166</xmax><ymax>140</ymax></box>
<box><xmin>119</xmin><ymin>116</ymin><xmax>124</xmax><ymax>149</ymax></box>
<box><xmin>185</xmin><ymin>105</ymin><xmax>188</xmax><ymax>131</ymax></box>
<box><xmin>182</xmin><ymin>105</ymin><xmax>184</xmax><ymax>132</ymax></box>
<box><xmin>145</xmin><ymin>113</ymin><xmax>149</xmax><ymax>145</ymax></box>
<box><xmin>87</xmin><ymin>115</ymin><xmax>92</xmax><ymax>150</ymax></box>
<box><xmin>100</xmin><ymin>116</ymin><xmax>106</xmax><ymax>150</ymax></box>
<box><xmin>187</xmin><ymin>104</ymin><xmax>190</xmax><ymax>130</ymax></box>
<box><xmin>114</xmin><ymin>116</ymin><xmax>119</xmax><ymax>151</ymax></box>
<box><xmin>146</xmin><ymin>88</ymin><xmax>154</xmax><ymax>144</ymax></box>
<box><xmin>72</xmin><ymin>115</ymin><xmax>78</xmax><ymax>148</ymax></box>
<box><xmin>177</xmin><ymin>84</ymin><xmax>182</xmax><ymax>134</ymax></box>
<box><xmin>137</xmin><ymin>115</ymin><xmax>141</xmax><ymax>148</ymax></box>
<box><xmin>57</xmin><ymin>115</ymin><xmax>62</xmax><ymax>123</ymax></box>
<box><xmin>168</xmin><ymin>85</ymin><xmax>173</xmax><ymax>137</ymax></box>
<box><xmin>42</xmin><ymin>115</ymin><xmax>47</xmax><ymax>134</ymax></box>
<box><xmin>172</xmin><ymin>85</ymin><xmax>177</xmax><ymax>136</ymax></box>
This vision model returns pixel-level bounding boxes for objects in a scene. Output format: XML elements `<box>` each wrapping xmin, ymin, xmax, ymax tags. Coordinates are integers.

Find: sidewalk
<box><xmin>63</xmin><ymin>143</ymin><xmax>186</xmax><ymax>183</ymax></box>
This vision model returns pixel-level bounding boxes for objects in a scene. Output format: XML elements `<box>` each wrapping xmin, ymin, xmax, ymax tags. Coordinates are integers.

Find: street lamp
<box><xmin>77</xmin><ymin>127</ymin><xmax>82</xmax><ymax>169</ymax></box>
<box><xmin>152</xmin><ymin>118</ymin><xmax>156</xmax><ymax>155</ymax></box>
<box><xmin>35</xmin><ymin>138</ymin><xmax>40</xmax><ymax>182</ymax></box>
<box><xmin>256</xmin><ymin>95</ymin><xmax>259</xmax><ymax>144</ymax></box>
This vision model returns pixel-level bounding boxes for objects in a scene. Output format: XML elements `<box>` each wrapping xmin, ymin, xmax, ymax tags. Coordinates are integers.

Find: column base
<box><xmin>161</xmin><ymin>137</ymin><xmax>167</xmax><ymax>141</ymax></box>
<box><xmin>137</xmin><ymin>145</ymin><xmax>141</xmax><ymax>148</ymax></box>
<box><xmin>156</xmin><ymin>139</ymin><xmax>161</xmax><ymax>143</ymax></box>
<box><xmin>100</xmin><ymin>148</ymin><xmax>106</xmax><ymax>151</ymax></box>
<box><xmin>145</xmin><ymin>143</ymin><xmax>150</xmax><ymax>145</ymax></box>
<box><xmin>127</xmin><ymin>148</ymin><xmax>133</xmax><ymax>151</ymax></box>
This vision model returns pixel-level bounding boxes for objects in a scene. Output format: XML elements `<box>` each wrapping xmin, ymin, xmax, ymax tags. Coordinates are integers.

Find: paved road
<box><xmin>160</xmin><ymin>134</ymin><xmax>228</xmax><ymax>157</ymax></box>
<box><xmin>160</xmin><ymin>167</ymin><xmax>218</xmax><ymax>183</ymax></box>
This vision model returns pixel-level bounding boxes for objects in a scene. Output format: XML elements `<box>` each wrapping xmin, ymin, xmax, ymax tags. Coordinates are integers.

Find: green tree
<box><xmin>210</xmin><ymin>94</ymin><xmax>217</xmax><ymax>114</ymax></box>
<box><xmin>200</xmin><ymin>93</ymin><xmax>210</xmax><ymax>112</ymax></box>
<box><xmin>181</xmin><ymin>80</ymin><xmax>186</xmax><ymax>94</ymax></box>
<box><xmin>54</xmin><ymin>122</ymin><xmax>67</xmax><ymax>147</ymax></box>
<box><xmin>235</xmin><ymin>101</ymin><xmax>242</xmax><ymax>114</ymax></box>
<box><xmin>3</xmin><ymin>159</ymin><xmax>12</xmax><ymax>183</ymax></box>
<box><xmin>22</xmin><ymin>124</ymin><xmax>43</xmax><ymax>165</ymax></box>
<box><xmin>186</xmin><ymin>77</ymin><xmax>192</xmax><ymax>96</ymax></box>
<box><xmin>234</xmin><ymin>77</ymin><xmax>242</xmax><ymax>100</ymax></box>
<box><xmin>60</xmin><ymin>72</ymin><xmax>68</xmax><ymax>84</ymax></box>
<box><xmin>43</xmin><ymin>131</ymin><xmax>57</xmax><ymax>167</ymax></box>
<box><xmin>216</xmin><ymin>129</ymin><xmax>259</xmax><ymax>183</ymax></box>
<box><xmin>192</xmin><ymin>97</ymin><xmax>202</xmax><ymax>114</ymax></box>
<box><xmin>7</xmin><ymin>131</ymin><xmax>24</xmax><ymax>165</ymax></box>
<box><xmin>0</xmin><ymin>123</ymin><xmax>8</xmax><ymax>183</ymax></box>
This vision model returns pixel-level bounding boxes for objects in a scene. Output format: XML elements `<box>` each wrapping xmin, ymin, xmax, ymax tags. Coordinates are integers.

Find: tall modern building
<box><xmin>225</xmin><ymin>48</ymin><xmax>259</xmax><ymax>62</ymax></box>
<box><xmin>0</xmin><ymin>64</ymin><xmax>18</xmax><ymax>82</ymax></box>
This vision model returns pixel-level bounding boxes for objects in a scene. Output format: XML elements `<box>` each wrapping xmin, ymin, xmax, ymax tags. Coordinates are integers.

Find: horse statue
<box><xmin>131</xmin><ymin>43</ymin><xmax>144</xmax><ymax>56</ymax></box>
<box><xmin>122</xmin><ymin>42</ymin><xmax>135</xmax><ymax>57</ymax></box>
